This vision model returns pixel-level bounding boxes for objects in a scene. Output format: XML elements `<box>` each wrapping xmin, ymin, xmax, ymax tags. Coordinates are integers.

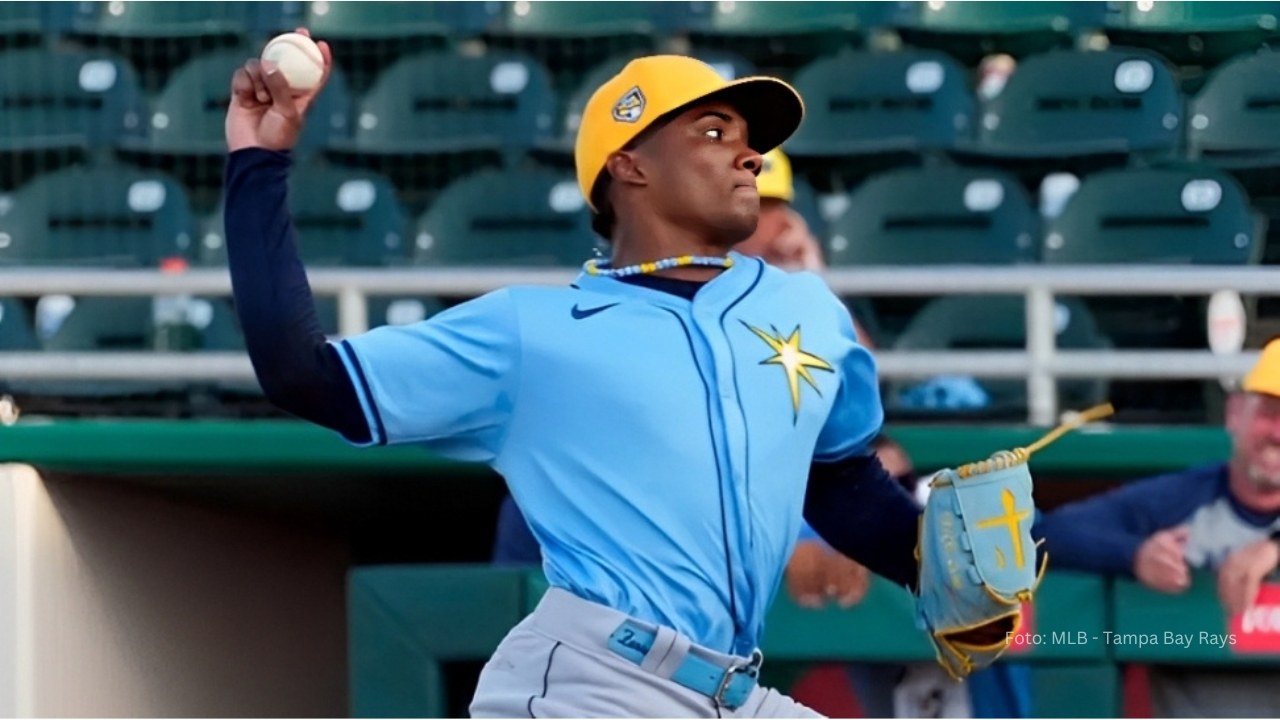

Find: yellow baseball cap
<box><xmin>1243</xmin><ymin>338</ymin><xmax>1280</xmax><ymax>397</ymax></box>
<box><xmin>757</xmin><ymin>148</ymin><xmax>794</xmax><ymax>203</ymax></box>
<box><xmin>574</xmin><ymin>55</ymin><xmax>804</xmax><ymax>212</ymax></box>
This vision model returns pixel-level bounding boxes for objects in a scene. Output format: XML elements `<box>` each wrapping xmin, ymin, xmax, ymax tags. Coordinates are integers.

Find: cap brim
<box><xmin>702</xmin><ymin>77</ymin><xmax>805</xmax><ymax>156</ymax></box>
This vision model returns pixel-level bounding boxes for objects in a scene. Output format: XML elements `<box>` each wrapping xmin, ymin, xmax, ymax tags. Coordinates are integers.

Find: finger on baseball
<box><xmin>260</xmin><ymin>61</ymin><xmax>300</xmax><ymax>118</ymax></box>
<box><xmin>231</xmin><ymin>66</ymin><xmax>257</xmax><ymax>104</ymax></box>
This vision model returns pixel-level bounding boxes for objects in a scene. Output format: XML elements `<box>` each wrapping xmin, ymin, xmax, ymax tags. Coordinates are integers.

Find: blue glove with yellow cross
<box><xmin>914</xmin><ymin>404</ymin><xmax>1114</xmax><ymax>680</ymax></box>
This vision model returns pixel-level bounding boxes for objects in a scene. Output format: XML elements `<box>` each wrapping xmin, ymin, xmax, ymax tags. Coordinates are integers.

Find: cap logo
<box><xmin>612</xmin><ymin>86</ymin><xmax>645</xmax><ymax>123</ymax></box>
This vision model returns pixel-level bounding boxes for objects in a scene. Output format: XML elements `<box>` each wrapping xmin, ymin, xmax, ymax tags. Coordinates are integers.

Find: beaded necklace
<box><xmin>583</xmin><ymin>254</ymin><xmax>734</xmax><ymax>278</ymax></box>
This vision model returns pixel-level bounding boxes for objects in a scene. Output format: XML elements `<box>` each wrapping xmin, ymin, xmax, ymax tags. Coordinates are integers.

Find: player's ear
<box><xmin>604</xmin><ymin>150</ymin><xmax>648</xmax><ymax>190</ymax></box>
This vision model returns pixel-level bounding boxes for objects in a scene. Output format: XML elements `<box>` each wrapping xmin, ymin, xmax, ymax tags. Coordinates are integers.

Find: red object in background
<box><xmin>1123</xmin><ymin>664</ymin><xmax>1153</xmax><ymax>718</ymax></box>
<box><xmin>1230</xmin><ymin>583</ymin><xmax>1280</xmax><ymax>653</ymax></box>
<box><xmin>1005</xmin><ymin>601</ymin><xmax>1035</xmax><ymax>654</ymax></box>
<box><xmin>790</xmin><ymin>663</ymin><xmax>863</xmax><ymax>718</ymax></box>
<box><xmin>159</xmin><ymin>256</ymin><xmax>189</xmax><ymax>273</ymax></box>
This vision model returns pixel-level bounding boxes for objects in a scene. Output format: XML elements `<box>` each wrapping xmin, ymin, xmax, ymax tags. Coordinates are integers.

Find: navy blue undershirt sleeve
<box><xmin>223</xmin><ymin>147</ymin><xmax>370</xmax><ymax>443</ymax></box>
<box><xmin>804</xmin><ymin>453</ymin><xmax>923</xmax><ymax>590</ymax></box>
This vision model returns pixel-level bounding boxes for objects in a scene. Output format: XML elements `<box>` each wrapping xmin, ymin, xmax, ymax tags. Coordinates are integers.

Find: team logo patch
<box><xmin>612</xmin><ymin>86</ymin><xmax>645</xmax><ymax>123</ymax></box>
<box><xmin>742</xmin><ymin>321</ymin><xmax>834</xmax><ymax>423</ymax></box>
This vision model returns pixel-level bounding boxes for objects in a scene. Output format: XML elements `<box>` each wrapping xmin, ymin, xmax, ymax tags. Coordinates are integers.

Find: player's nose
<box><xmin>738</xmin><ymin>147</ymin><xmax>763</xmax><ymax>177</ymax></box>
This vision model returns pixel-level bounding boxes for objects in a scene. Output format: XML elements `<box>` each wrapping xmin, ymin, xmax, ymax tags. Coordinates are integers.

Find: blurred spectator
<box><xmin>976</xmin><ymin>53</ymin><xmax>1017</xmax><ymax>101</ymax></box>
<box><xmin>738</xmin><ymin>148</ymin><xmax>875</xmax><ymax>348</ymax></box>
<box><xmin>736</xmin><ymin>148</ymin><xmax>826</xmax><ymax>273</ymax></box>
<box><xmin>1038</xmin><ymin>338</ymin><xmax>1280</xmax><ymax>718</ymax></box>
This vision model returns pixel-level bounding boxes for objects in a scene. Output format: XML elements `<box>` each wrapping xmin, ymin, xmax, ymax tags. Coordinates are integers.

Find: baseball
<box><xmin>261</xmin><ymin>32</ymin><xmax>324</xmax><ymax>93</ymax></box>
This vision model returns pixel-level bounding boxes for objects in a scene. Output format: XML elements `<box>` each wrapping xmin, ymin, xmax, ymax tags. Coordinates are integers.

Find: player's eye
<box><xmin>705</xmin><ymin>127</ymin><xmax>724</xmax><ymax>140</ymax></box>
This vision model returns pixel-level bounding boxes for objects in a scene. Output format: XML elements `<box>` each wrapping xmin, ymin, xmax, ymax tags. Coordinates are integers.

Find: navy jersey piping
<box><xmin>716</xmin><ymin>259</ymin><xmax>765</xmax><ymax>616</ymax></box>
<box><xmin>339</xmin><ymin>339</ymin><xmax>388</xmax><ymax>446</ymax></box>
<box><xmin>660</xmin><ymin>306</ymin><xmax>741</xmax><ymax>651</ymax></box>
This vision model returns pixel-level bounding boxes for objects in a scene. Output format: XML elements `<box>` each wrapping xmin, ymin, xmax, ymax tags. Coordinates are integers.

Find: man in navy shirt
<box><xmin>1039</xmin><ymin>339</ymin><xmax>1280</xmax><ymax>717</ymax></box>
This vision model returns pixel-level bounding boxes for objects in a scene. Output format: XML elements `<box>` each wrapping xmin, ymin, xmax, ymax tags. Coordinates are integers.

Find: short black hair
<box><xmin>587</xmin><ymin>110</ymin><xmax>679</xmax><ymax>243</ymax></box>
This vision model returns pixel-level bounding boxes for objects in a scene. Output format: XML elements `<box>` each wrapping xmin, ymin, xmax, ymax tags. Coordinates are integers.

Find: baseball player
<box><xmin>224</xmin><ymin>31</ymin><xmax>1036</xmax><ymax>718</ymax></box>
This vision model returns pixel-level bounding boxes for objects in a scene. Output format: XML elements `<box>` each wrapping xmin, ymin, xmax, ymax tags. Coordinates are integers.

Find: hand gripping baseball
<box><xmin>226</xmin><ymin>28</ymin><xmax>333</xmax><ymax>153</ymax></box>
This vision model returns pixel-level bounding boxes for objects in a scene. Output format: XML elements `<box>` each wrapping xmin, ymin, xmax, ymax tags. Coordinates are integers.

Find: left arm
<box><xmin>804</xmin><ymin>453</ymin><xmax>922</xmax><ymax>590</ymax></box>
<box><xmin>804</xmin><ymin>285</ymin><xmax>920</xmax><ymax>589</ymax></box>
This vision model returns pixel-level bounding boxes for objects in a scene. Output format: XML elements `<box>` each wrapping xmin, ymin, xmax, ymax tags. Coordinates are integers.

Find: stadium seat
<box><xmin>199</xmin><ymin>163</ymin><xmax>409</xmax><ymax>267</ymax></box>
<box><xmin>688</xmin><ymin>2</ymin><xmax>905</xmax><ymax>72</ymax></box>
<box><xmin>893</xmin><ymin>1</ymin><xmax>1108</xmax><ymax>64</ymax></box>
<box><xmin>122</xmin><ymin>48</ymin><xmax>351</xmax><ymax>158</ymax></box>
<box><xmin>784</xmin><ymin>50</ymin><xmax>975</xmax><ymax>161</ymax></box>
<box><xmin>0</xmin><ymin>298</ymin><xmax>38</xmax><ymax>351</ymax></box>
<box><xmin>1044</xmin><ymin>164</ymin><xmax>1264</xmax><ymax>417</ymax></box>
<box><xmin>71</xmin><ymin>1</ymin><xmax>296</xmax><ymax>38</ymax></box>
<box><xmin>305</xmin><ymin>0</ymin><xmax>499</xmax><ymax>39</ymax></box>
<box><xmin>412</xmin><ymin>166</ymin><xmax>600</xmax><ymax>266</ymax></box>
<box><xmin>0</xmin><ymin>164</ymin><xmax>197</xmax><ymax>267</ymax></box>
<box><xmin>0</xmin><ymin>1</ymin><xmax>79</xmax><ymax>42</ymax></box>
<box><xmin>340</xmin><ymin>50</ymin><xmax>556</xmax><ymax>160</ymax></box>
<box><xmin>1188</xmin><ymin>49</ymin><xmax>1280</xmax><ymax>168</ymax></box>
<box><xmin>1044</xmin><ymin>165</ymin><xmax>1262</xmax><ymax>265</ymax></box>
<box><xmin>971</xmin><ymin>47</ymin><xmax>1184</xmax><ymax>162</ymax></box>
<box><xmin>0</xmin><ymin>47</ymin><xmax>146</xmax><ymax>154</ymax></box>
<box><xmin>825</xmin><ymin>165</ymin><xmax>1040</xmax><ymax>266</ymax></box>
<box><xmin>498</xmin><ymin>1</ymin><xmax>694</xmax><ymax>38</ymax></box>
<box><xmin>886</xmin><ymin>295</ymin><xmax>1111</xmax><ymax>420</ymax></box>
<box><xmin>1104</xmin><ymin>1</ymin><xmax>1280</xmax><ymax>66</ymax></box>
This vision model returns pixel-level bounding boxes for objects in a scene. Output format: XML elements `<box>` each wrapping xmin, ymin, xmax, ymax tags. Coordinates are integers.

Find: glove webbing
<box><xmin>954</xmin><ymin>402</ymin><xmax>1116</xmax><ymax>480</ymax></box>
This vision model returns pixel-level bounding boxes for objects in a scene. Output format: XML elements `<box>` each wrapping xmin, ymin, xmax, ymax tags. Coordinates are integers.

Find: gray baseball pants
<box><xmin>470</xmin><ymin>587</ymin><xmax>823</xmax><ymax>718</ymax></box>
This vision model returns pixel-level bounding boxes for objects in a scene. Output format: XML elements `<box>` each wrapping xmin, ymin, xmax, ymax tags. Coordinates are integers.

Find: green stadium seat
<box><xmin>0</xmin><ymin>1</ymin><xmax>79</xmax><ymax>40</ymax></box>
<box><xmin>0</xmin><ymin>298</ymin><xmax>37</xmax><ymax>351</ymax></box>
<box><xmin>1044</xmin><ymin>165</ymin><xmax>1262</xmax><ymax>265</ymax></box>
<box><xmin>123</xmin><ymin>48</ymin><xmax>351</xmax><ymax>158</ymax></box>
<box><xmin>894</xmin><ymin>1</ymin><xmax>1108</xmax><ymax>64</ymax></box>
<box><xmin>825</xmin><ymin>165</ymin><xmax>1039</xmax><ymax>266</ymax></box>
<box><xmin>1044</xmin><ymin>164</ymin><xmax>1263</xmax><ymax>418</ymax></box>
<box><xmin>305</xmin><ymin>0</ymin><xmax>499</xmax><ymax>39</ymax></box>
<box><xmin>0</xmin><ymin>47</ymin><xmax>146</xmax><ymax>153</ymax></box>
<box><xmin>687</xmin><ymin>1</ymin><xmax>905</xmax><ymax>72</ymax></box>
<box><xmin>1188</xmin><ymin>49</ymin><xmax>1280</xmax><ymax>168</ymax></box>
<box><xmin>10</xmin><ymin>294</ymin><xmax>190</xmax><ymax>402</ymax></box>
<box><xmin>692</xmin><ymin>0</ymin><xmax>898</xmax><ymax>36</ymax></box>
<box><xmin>200</xmin><ymin>163</ymin><xmax>408</xmax><ymax>267</ymax></box>
<box><xmin>339</xmin><ymin>50</ymin><xmax>556</xmax><ymax>159</ymax></box>
<box><xmin>0</xmin><ymin>164</ymin><xmax>196</xmax><ymax>267</ymax></box>
<box><xmin>784</xmin><ymin>50</ymin><xmax>975</xmax><ymax>161</ymax></box>
<box><xmin>412</xmin><ymin>166</ymin><xmax>600</xmax><ymax>267</ymax></box>
<box><xmin>498</xmin><ymin>0</ymin><xmax>694</xmax><ymax>38</ymax></box>
<box><xmin>887</xmin><ymin>295</ymin><xmax>1111</xmax><ymax>420</ymax></box>
<box><xmin>971</xmin><ymin>48</ymin><xmax>1183</xmax><ymax>162</ymax></box>
<box><xmin>1104</xmin><ymin>1</ymin><xmax>1280</xmax><ymax>66</ymax></box>
<box><xmin>71</xmin><ymin>1</ymin><xmax>296</xmax><ymax>38</ymax></box>
<box><xmin>41</xmin><ymin>296</ymin><xmax>154</xmax><ymax>351</ymax></box>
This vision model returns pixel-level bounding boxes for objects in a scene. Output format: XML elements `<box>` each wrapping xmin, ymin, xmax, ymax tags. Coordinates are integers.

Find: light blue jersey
<box><xmin>335</xmin><ymin>253</ymin><xmax>882</xmax><ymax>655</ymax></box>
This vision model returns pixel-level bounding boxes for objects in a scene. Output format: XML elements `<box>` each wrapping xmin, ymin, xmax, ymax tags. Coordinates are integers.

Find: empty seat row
<box><xmin>9</xmin><ymin>43</ymin><xmax>1280</xmax><ymax>179</ymax></box>
<box><xmin>0</xmin><ymin>159</ymin><xmax>1262</xmax><ymax>272</ymax></box>
<box><xmin>11</xmin><ymin>3</ymin><xmax>1279</xmax><ymax>61</ymax></box>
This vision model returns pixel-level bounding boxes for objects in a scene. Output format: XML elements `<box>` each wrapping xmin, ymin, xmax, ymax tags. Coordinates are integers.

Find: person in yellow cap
<box><xmin>1037</xmin><ymin>338</ymin><xmax>1280</xmax><ymax>717</ymax></box>
<box><xmin>223</xmin><ymin>37</ymin><xmax>920</xmax><ymax>718</ymax></box>
<box><xmin>735</xmin><ymin>148</ymin><xmax>825</xmax><ymax>272</ymax></box>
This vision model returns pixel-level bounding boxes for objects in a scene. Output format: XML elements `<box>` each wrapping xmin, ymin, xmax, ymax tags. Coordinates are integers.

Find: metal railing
<box><xmin>3</xmin><ymin>265</ymin><xmax>1277</xmax><ymax>424</ymax></box>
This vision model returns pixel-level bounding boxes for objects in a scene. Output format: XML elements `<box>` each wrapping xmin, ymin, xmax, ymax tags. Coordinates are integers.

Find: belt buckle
<box><xmin>713</xmin><ymin>649</ymin><xmax>763</xmax><ymax>709</ymax></box>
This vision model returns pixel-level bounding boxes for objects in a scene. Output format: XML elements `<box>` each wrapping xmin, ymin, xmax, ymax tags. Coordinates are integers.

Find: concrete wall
<box><xmin>0</xmin><ymin>464</ymin><xmax>348</xmax><ymax>717</ymax></box>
